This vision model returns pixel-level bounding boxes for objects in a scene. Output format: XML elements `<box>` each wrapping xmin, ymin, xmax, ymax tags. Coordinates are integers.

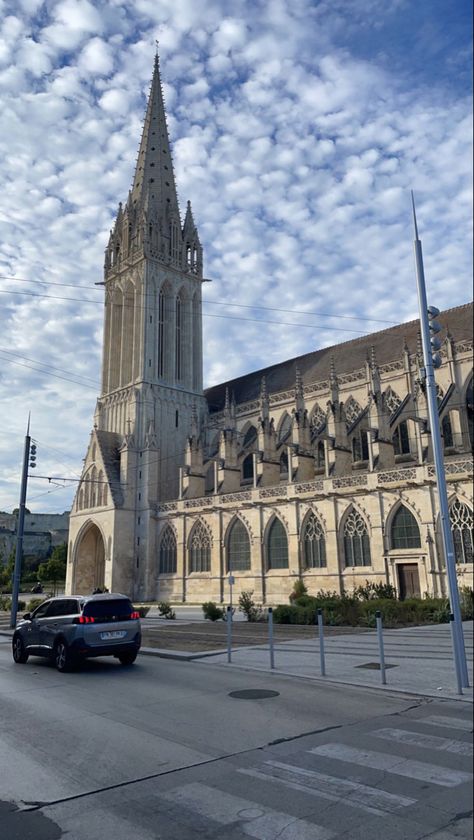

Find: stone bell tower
<box><xmin>67</xmin><ymin>53</ymin><xmax>207</xmax><ymax>599</ymax></box>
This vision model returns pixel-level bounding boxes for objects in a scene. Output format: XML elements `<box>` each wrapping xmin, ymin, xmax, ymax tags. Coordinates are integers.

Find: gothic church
<box><xmin>66</xmin><ymin>55</ymin><xmax>473</xmax><ymax>604</ymax></box>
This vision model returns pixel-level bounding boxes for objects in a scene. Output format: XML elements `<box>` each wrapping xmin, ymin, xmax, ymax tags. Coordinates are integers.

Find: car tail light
<box><xmin>73</xmin><ymin>615</ymin><xmax>95</xmax><ymax>624</ymax></box>
<box><xmin>130</xmin><ymin>611</ymin><xmax>140</xmax><ymax>620</ymax></box>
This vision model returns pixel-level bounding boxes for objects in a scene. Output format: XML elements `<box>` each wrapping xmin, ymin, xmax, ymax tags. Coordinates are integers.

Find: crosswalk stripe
<box><xmin>239</xmin><ymin>760</ymin><xmax>416</xmax><ymax>816</ymax></box>
<box><xmin>309</xmin><ymin>743</ymin><xmax>473</xmax><ymax>787</ymax></box>
<box><xmin>373</xmin><ymin>727</ymin><xmax>473</xmax><ymax>757</ymax></box>
<box><xmin>419</xmin><ymin>715</ymin><xmax>473</xmax><ymax>733</ymax></box>
<box><xmin>162</xmin><ymin>782</ymin><xmax>334</xmax><ymax>839</ymax></box>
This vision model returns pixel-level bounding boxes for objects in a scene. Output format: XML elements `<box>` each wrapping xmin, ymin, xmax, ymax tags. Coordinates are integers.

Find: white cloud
<box><xmin>0</xmin><ymin>0</ymin><xmax>471</xmax><ymax>513</ymax></box>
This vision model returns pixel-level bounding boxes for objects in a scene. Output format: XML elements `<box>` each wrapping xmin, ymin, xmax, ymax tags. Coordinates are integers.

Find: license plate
<box><xmin>100</xmin><ymin>631</ymin><xmax>126</xmax><ymax>640</ymax></box>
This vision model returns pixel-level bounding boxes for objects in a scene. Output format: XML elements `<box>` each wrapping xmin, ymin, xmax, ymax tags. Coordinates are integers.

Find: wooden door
<box><xmin>398</xmin><ymin>563</ymin><xmax>421</xmax><ymax>600</ymax></box>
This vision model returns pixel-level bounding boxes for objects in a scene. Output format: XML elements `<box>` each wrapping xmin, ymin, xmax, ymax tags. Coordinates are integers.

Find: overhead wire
<box><xmin>0</xmin><ymin>273</ymin><xmax>398</xmax><ymax>326</ymax></box>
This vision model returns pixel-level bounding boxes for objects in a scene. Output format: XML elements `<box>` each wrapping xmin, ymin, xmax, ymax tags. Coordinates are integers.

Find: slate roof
<box><xmin>95</xmin><ymin>430</ymin><xmax>124</xmax><ymax>506</ymax></box>
<box><xmin>204</xmin><ymin>302</ymin><xmax>473</xmax><ymax>414</ymax></box>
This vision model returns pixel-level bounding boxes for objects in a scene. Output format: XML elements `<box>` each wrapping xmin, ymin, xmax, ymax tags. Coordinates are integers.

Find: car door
<box><xmin>39</xmin><ymin>600</ymin><xmax>79</xmax><ymax>651</ymax></box>
<box><xmin>26</xmin><ymin>600</ymin><xmax>53</xmax><ymax>649</ymax></box>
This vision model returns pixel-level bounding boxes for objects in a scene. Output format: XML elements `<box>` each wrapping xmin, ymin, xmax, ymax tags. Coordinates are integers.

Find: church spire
<box><xmin>130</xmin><ymin>50</ymin><xmax>180</xmax><ymax>221</ymax></box>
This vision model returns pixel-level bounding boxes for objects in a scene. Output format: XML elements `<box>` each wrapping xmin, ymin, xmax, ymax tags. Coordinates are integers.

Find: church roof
<box><xmin>95</xmin><ymin>430</ymin><xmax>124</xmax><ymax>506</ymax></box>
<box><xmin>204</xmin><ymin>302</ymin><xmax>473</xmax><ymax>413</ymax></box>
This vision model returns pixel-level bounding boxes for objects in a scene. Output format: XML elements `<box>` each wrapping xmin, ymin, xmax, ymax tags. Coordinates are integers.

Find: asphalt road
<box><xmin>0</xmin><ymin>636</ymin><xmax>472</xmax><ymax>840</ymax></box>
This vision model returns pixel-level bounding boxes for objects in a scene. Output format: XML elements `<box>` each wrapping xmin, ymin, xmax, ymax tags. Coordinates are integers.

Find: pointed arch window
<box><xmin>391</xmin><ymin>505</ymin><xmax>421</xmax><ymax>549</ymax></box>
<box><xmin>267</xmin><ymin>518</ymin><xmax>288</xmax><ymax>570</ymax></box>
<box><xmin>343</xmin><ymin>509</ymin><xmax>371</xmax><ymax>567</ymax></box>
<box><xmin>242</xmin><ymin>453</ymin><xmax>254</xmax><ymax>482</ymax></box>
<box><xmin>302</xmin><ymin>513</ymin><xmax>326</xmax><ymax>569</ymax></box>
<box><xmin>393</xmin><ymin>420</ymin><xmax>410</xmax><ymax>456</ymax></box>
<box><xmin>158</xmin><ymin>289</ymin><xmax>165</xmax><ymax>378</ymax></box>
<box><xmin>450</xmin><ymin>500</ymin><xmax>473</xmax><ymax>564</ymax></box>
<box><xmin>159</xmin><ymin>527</ymin><xmax>177</xmax><ymax>574</ymax></box>
<box><xmin>227</xmin><ymin>519</ymin><xmax>251</xmax><ymax>572</ymax></box>
<box><xmin>310</xmin><ymin>405</ymin><xmax>326</xmax><ymax>441</ymax></box>
<box><xmin>175</xmin><ymin>293</ymin><xmax>182</xmax><ymax>381</ymax></box>
<box><xmin>189</xmin><ymin>521</ymin><xmax>211</xmax><ymax>573</ymax></box>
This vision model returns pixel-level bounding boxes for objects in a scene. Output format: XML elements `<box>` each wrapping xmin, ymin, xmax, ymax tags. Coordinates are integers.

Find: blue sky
<box><xmin>0</xmin><ymin>0</ymin><xmax>472</xmax><ymax>515</ymax></box>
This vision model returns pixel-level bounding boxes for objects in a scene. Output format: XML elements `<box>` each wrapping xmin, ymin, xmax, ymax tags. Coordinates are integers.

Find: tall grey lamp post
<box><xmin>411</xmin><ymin>193</ymin><xmax>469</xmax><ymax>690</ymax></box>
<box><xmin>10</xmin><ymin>416</ymin><xmax>32</xmax><ymax>629</ymax></box>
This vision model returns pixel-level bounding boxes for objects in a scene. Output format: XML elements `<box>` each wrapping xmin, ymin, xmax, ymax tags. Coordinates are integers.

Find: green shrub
<box><xmin>460</xmin><ymin>587</ymin><xmax>474</xmax><ymax>620</ymax></box>
<box><xmin>238</xmin><ymin>591</ymin><xmax>263</xmax><ymax>622</ymax></box>
<box><xmin>158</xmin><ymin>601</ymin><xmax>176</xmax><ymax>619</ymax></box>
<box><xmin>26</xmin><ymin>598</ymin><xmax>46</xmax><ymax>613</ymax></box>
<box><xmin>202</xmin><ymin>601</ymin><xmax>224</xmax><ymax>621</ymax></box>
<box><xmin>289</xmin><ymin>578</ymin><xmax>308</xmax><ymax>603</ymax></box>
<box><xmin>0</xmin><ymin>596</ymin><xmax>25</xmax><ymax>612</ymax></box>
<box><xmin>353</xmin><ymin>580</ymin><xmax>397</xmax><ymax>601</ymax></box>
<box><xmin>137</xmin><ymin>605</ymin><xmax>150</xmax><ymax>618</ymax></box>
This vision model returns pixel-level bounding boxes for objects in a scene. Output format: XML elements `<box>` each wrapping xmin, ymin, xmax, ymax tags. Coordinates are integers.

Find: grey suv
<box><xmin>12</xmin><ymin>593</ymin><xmax>141</xmax><ymax>671</ymax></box>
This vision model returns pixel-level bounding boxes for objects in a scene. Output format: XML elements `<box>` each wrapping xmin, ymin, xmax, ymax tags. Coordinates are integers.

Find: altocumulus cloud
<box><xmin>0</xmin><ymin>0</ymin><xmax>472</xmax><ymax>512</ymax></box>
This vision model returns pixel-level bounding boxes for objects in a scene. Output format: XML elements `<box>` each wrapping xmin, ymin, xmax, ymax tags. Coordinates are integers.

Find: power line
<box><xmin>0</xmin><ymin>348</ymin><xmax>98</xmax><ymax>386</ymax></box>
<box><xmin>0</xmin><ymin>352</ymin><xmax>99</xmax><ymax>391</ymax></box>
<box><xmin>0</xmin><ymin>273</ymin><xmax>397</xmax><ymax>326</ymax></box>
<box><xmin>0</xmin><ymin>287</ymin><xmax>372</xmax><ymax>335</ymax></box>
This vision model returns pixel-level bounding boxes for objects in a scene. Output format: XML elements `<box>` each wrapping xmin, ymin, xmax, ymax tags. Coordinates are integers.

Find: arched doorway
<box><xmin>73</xmin><ymin>524</ymin><xmax>106</xmax><ymax>594</ymax></box>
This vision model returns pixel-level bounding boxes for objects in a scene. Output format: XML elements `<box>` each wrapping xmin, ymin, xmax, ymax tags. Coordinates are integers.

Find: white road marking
<box><xmin>162</xmin><ymin>782</ymin><xmax>334</xmax><ymax>840</ymax></box>
<box><xmin>419</xmin><ymin>715</ymin><xmax>473</xmax><ymax>733</ymax></box>
<box><xmin>310</xmin><ymin>743</ymin><xmax>473</xmax><ymax>787</ymax></box>
<box><xmin>239</xmin><ymin>760</ymin><xmax>416</xmax><ymax>816</ymax></box>
<box><xmin>373</xmin><ymin>727</ymin><xmax>473</xmax><ymax>757</ymax></box>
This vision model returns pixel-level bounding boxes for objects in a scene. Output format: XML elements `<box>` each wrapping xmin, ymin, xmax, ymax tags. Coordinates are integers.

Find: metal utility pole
<box><xmin>411</xmin><ymin>193</ymin><xmax>469</xmax><ymax>690</ymax></box>
<box><xmin>10</xmin><ymin>416</ymin><xmax>31</xmax><ymax>629</ymax></box>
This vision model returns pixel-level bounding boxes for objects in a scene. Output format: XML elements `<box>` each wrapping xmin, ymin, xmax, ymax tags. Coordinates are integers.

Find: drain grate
<box><xmin>229</xmin><ymin>689</ymin><xmax>280</xmax><ymax>700</ymax></box>
<box><xmin>355</xmin><ymin>662</ymin><xmax>398</xmax><ymax>670</ymax></box>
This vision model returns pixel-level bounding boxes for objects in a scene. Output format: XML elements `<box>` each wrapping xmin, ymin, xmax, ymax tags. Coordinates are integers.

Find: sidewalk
<box><xmin>199</xmin><ymin>621</ymin><xmax>474</xmax><ymax>703</ymax></box>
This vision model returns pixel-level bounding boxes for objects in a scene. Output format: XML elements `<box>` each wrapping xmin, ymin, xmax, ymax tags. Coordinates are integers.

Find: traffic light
<box><xmin>427</xmin><ymin>305</ymin><xmax>442</xmax><ymax>369</ymax></box>
<box><xmin>29</xmin><ymin>443</ymin><xmax>37</xmax><ymax>469</ymax></box>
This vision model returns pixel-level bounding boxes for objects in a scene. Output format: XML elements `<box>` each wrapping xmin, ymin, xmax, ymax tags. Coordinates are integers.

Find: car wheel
<box><xmin>54</xmin><ymin>640</ymin><xmax>73</xmax><ymax>672</ymax></box>
<box><xmin>118</xmin><ymin>651</ymin><xmax>138</xmax><ymax>666</ymax></box>
<box><xmin>12</xmin><ymin>635</ymin><xmax>29</xmax><ymax>664</ymax></box>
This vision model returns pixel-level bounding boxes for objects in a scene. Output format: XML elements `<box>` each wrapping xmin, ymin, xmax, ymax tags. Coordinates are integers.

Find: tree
<box><xmin>38</xmin><ymin>555</ymin><xmax>66</xmax><ymax>595</ymax></box>
<box><xmin>51</xmin><ymin>543</ymin><xmax>67</xmax><ymax>565</ymax></box>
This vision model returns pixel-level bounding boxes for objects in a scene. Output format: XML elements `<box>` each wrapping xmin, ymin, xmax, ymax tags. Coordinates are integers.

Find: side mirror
<box><xmin>22</xmin><ymin>613</ymin><xmax>31</xmax><ymax>620</ymax></box>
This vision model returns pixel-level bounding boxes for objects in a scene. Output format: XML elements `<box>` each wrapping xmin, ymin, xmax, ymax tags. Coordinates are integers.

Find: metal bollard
<box><xmin>317</xmin><ymin>608</ymin><xmax>326</xmax><ymax>676</ymax></box>
<box><xmin>226</xmin><ymin>605</ymin><xmax>233</xmax><ymax>663</ymax></box>
<box><xmin>268</xmin><ymin>607</ymin><xmax>275</xmax><ymax>669</ymax></box>
<box><xmin>375</xmin><ymin>610</ymin><xmax>387</xmax><ymax>685</ymax></box>
<box><xmin>450</xmin><ymin>614</ymin><xmax>463</xmax><ymax>695</ymax></box>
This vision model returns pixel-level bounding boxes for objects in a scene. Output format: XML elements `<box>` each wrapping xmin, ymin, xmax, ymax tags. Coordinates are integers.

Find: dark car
<box><xmin>12</xmin><ymin>593</ymin><xmax>141</xmax><ymax>672</ymax></box>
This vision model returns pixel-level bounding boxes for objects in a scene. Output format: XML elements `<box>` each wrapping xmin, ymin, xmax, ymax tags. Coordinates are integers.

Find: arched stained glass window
<box><xmin>267</xmin><ymin>518</ymin><xmax>288</xmax><ymax>570</ymax></box>
<box><xmin>391</xmin><ymin>505</ymin><xmax>421</xmax><ymax>549</ymax></box>
<box><xmin>310</xmin><ymin>405</ymin><xmax>326</xmax><ymax>440</ymax></box>
<box><xmin>450</xmin><ymin>500</ymin><xmax>473</xmax><ymax>564</ymax></box>
<box><xmin>189</xmin><ymin>521</ymin><xmax>211</xmax><ymax>573</ymax></box>
<box><xmin>343</xmin><ymin>509</ymin><xmax>371</xmax><ymax>567</ymax></box>
<box><xmin>159</xmin><ymin>527</ymin><xmax>177</xmax><ymax>574</ymax></box>
<box><xmin>393</xmin><ymin>420</ymin><xmax>411</xmax><ymax>456</ymax></box>
<box><xmin>302</xmin><ymin>513</ymin><xmax>326</xmax><ymax>569</ymax></box>
<box><xmin>227</xmin><ymin>519</ymin><xmax>251</xmax><ymax>572</ymax></box>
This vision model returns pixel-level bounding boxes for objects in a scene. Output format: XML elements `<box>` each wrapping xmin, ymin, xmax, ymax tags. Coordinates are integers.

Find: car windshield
<box><xmin>82</xmin><ymin>599</ymin><xmax>133</xmax><ymax>619</ymax></box>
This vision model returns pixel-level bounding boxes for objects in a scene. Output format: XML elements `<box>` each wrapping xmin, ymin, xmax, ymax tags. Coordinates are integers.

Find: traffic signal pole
<box><xmin>10</xmin><ymin>416</ymin><xmax>31</xmax><ymax>629</ymax></box>
<box><xmin>411</xmin><ymin>193</ymin><xmax>469</xmax><ymax>691</ymax></box>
